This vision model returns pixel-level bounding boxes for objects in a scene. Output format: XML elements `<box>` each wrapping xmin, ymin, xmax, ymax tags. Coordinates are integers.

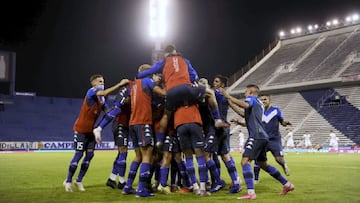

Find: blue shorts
<box><xmin>129</xmin><ymin>124</ymin><xmax>154</xmax><ymax>148</ymax></box>
<box><xmin>267</xmin><ymin>138</ymin><xmax>284</xmax><ymax>157</ymax></box>
<box><xmin>162</xmin><ymin>135</ymin><xmax>181</xmax><ymax>153</ymax></box>
<box><xmin>172</xmin><ymin>134</ymin><xmax>181</xmax><ymax>153</ymax></box>
<box><xmin>204</xmin><ymin>124</ymin><xmax>218</xmax><ymax>153</ymax></box>
<box><xmin>176</xmin><ymin>123</ymin><xmax>204</xmax><ymax>151</ymax></box>
<box><xmin>73</xmin><ymin>132</ymin><xmax>96</xmax><ymax>151</ymax></box>
<box><xmin>163</xmin><ymin>135</ymin><xmax>173</xmax><ymax>152</ymax></box>
<box><xmin>215</xmin><ymin>127</ymin><xmax>231</xmax><ymax>155</ymax></box>
<box><xmin>112</xmin><ymin>122</ymin><xmax>129</xmax><ymax>147</ymax></box>
<box><xmin>166</xmin><ymin>84</ymin><xmax>206</xmax><ymax>111</ymax></box>
<box><xmin>243</xmin><ymin>138</ymin><xmax>268</xmax><ymax>162</ymax></box>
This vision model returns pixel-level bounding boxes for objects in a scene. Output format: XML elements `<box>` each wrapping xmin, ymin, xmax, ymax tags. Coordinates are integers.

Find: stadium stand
<box><xmin>269</xmin><ymin>33</ymin><xmax>348</xmax><ymax>86</ymax></box>
<box><xmin>232</xmin><ymin>39</ymin><xmax>316</xmax><ymax>90</ymax></box>
<box><xmin>307</xmin><ymin>30</ymin><xmax>360</xmax><ymax>80</ymax></box>
<box><xmin>228</xmin><ymin>23</ymin><xmax>360</xmax><ymax>148</ymax></box>
<box><xmin>0</xmin><ymin>94</ymin><xmax>114</xmax><ymax>142</ymax></box>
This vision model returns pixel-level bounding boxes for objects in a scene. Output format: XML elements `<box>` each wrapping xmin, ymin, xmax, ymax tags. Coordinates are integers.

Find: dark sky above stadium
<box><xmin>1</xmin><ymin>0</ymin><xmax>360</xmax><ymax>98</ymax></box>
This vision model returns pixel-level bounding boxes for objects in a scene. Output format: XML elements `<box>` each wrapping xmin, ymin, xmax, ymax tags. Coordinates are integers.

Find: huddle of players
<box><xmin>64</xmin><ymin>44</ymin><xmax>295</xmax><ymax>199</ymax></box>
<box><xmin>101</xmin><ymin>69</ymin><xmax>241</xmax><ymax>197</ymax></box>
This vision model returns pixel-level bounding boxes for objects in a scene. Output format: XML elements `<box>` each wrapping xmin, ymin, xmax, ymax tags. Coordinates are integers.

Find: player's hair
<box><xmin>164</xmin><ymin>44</ymin><xmax>176</xmax><ymax>54</ymax></box>
<box><xmin>214</xmin><ymin>74</ymin><xmax>228</xmax><ymax>86</ymax></box>
<box><xmin>89</xmin><ymin>74</ymin><xmax>103</xmax><ymax>83</ymax></box>
<box><xmin>260</xmin><ymin>94</ymin><xmax>271</xmax><ymax>99</ymax></box>
<box><xmin>198</xmin><ymin>78</ymin><xmax>210</xmax><ymax>88</ymax></box>
<box><xmin>138</xmin><ymin>64</ymin><xmax>151</xmax><ymax>73</ymax></box>
<box><xmin>246</xmin><ymin>84</ymin><xmax>259</xmax><ymax>89</ymax></box>
<box><xmin>247</xmin><ymin>84</ymin><xmax>260</xmax><ymax>95</ymax></box>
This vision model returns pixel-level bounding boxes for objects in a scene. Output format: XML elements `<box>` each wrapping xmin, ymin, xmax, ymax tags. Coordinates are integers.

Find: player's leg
<box><xmin>158</xmin><ymin>150</ymin><xmax>172</xmax><ymax>194</ymax></box>
<box><xmin>173</xmin><ymin>136</ymin><xmax>192</xmax><ymax>192</ymax></box>
<box><xmin>190</xmin><ymin>123</ymin><xmax>211</xmax><ymax>197</ymax></box>
<box><xmin>258</xmin><ymin>140</ymin><xmax>294</xmax><ymax>195</ymax></box>
<box><xmin>155</xmin><ymin>110</ymin><xmax>172</xmax><ymax>149</ymax></box>
<box><xmin>258</xmin><ymin>159</ymin><xmax>294</xmax><ymax>195</ymax></box>
<box><xmin>157</xmin><ymin>134</ymin><xmax>174</xmax><ymax>194</ymax></box>
<box><xmin>253</xmin><ymin>160</ymin><xmax>261</xmax><ymax>184</ymax></box>
<box><xmin>75</xmin><ymin>135</ymin><xmax>96</xmax><ymax>191</ymax></box>
<box><xmin>203</xmin><ymin>127</ymin><xmax>225</xmax><ymax>193</ymax></box>
<box><xmin>237</xmin><ymin>155</ymin><xmax>256</xmax><ymax>200</ymax></box>
<box><xmin>64</xmin><ymin>133</ymin><xmax>85</xmax><ymax>192</ymax></box>
<box><xmin>107</xmin><ymin>123</ymin><xmax>129</xmax><ymax>189</ymax></box>
<box><xmin>122</xmin><ymin>126</ymin><xmax>141</xmax><ymax>195</ymax></box>
<box><xmin>135</xmin><ymin>124</ymin><xmax>155</xmax><ymax>198</ymax></box>
<box><xmin>218</xmin><ymin>128</ymin><xmax>241</xmax><ymax>193</ymax></box>
<box><xmin>237</xmin><ymin>138</ymin><xmax>262</xmax><ymax>200</ymax></box>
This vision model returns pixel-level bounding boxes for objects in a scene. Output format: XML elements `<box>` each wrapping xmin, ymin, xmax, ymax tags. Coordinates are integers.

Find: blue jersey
<box><xmin>262</xmin><ymin>106</ymin><xmax>284</xmax><ymax>140</ymax></box>
<box><xmin>86</xmin><ymin>86</ymin><xmax>108</xmax><ymax>109</ymax></box>
<box><xmin>214</xmin><ymin>89</ymin><xmax>229</xmax><ymax>122</ymax></box>
<box><xmin>244</xmin><ymin>96</ymin><xmax>268</xmax><ymax>140</ymax></box>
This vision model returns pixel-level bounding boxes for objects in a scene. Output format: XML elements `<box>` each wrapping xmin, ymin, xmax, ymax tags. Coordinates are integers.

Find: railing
<box><xmin>228</xmin><ymin>38</ymin><xmax>279</xmax><ymax>85</ymax></box>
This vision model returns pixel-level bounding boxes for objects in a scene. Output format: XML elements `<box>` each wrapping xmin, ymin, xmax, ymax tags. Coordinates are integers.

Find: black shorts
<box><xmin>113</xmin><ymin>122</ymin><xmax>130</xmax><ymax>147</ymax></box>
<box><xmin>242</xmin><ymin>138</ymin><xmax>268</xmax><ymax>162</ymax></box>
<box><xmin>73</xmin><ymin>132</ymin><xmax>96</xmax><ymax>151</ymax></box>
<box><xmin>166</xmin><ymin>84</ymin><xmax>206</xmax><ymax>111</ymax></box>
<box><xmin>177</xmin><ymin>123</ymin><xmax>204</xmax><ymax>151</ymax></box>
<box><xmin>129</xmin><ymin>124</ymin><xmax>154</xmax><ymax>148</ymax></box>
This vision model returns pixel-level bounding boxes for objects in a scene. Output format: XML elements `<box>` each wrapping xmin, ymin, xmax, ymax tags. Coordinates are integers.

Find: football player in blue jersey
<box><xmin>220</xmin><ymin>85</ymin><xmax>294</xmax><ymax>200</ymax></box>
<box><xmin>253</xmin><ymin>95</ymin><xmax>291</xmax><ymax>184</ymax></box>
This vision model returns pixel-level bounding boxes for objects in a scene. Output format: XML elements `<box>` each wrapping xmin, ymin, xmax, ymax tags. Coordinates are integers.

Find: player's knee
<box><xmin>84</xmin><ymin>151</ymin><xmax>94</xmax><ymax>162</ymax></box>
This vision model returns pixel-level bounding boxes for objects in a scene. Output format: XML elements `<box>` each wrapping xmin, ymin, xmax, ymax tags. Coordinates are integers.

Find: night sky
<box><xmin>1</xmin><ymin>0</ymin><xmax>359</xmax><ymax>98</ymax></box>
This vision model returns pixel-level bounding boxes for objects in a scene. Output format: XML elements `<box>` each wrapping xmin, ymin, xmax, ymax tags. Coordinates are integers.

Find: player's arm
<box><xmin>230</xmin><ymin>118</ymin><xmax>246</xmax><ymax>127</ymax></box>
<box><xmin>280</xmin><ymin>120</ymin><xmax>292</xmax><ymax>126</ymax></box>
<box><xmin>185</xmin><ymin>58</ymin><xmax>199</xmax><ymax>82</ymax></box>
<box><xmin>219</xmin><ymin>88</ymin><xmax>250</xmax><ymax>109</ymax></box>
<box><xmin>137</xmin><ymin>60</ymin><xmax>165</xmax><ymax>79</ymax></box>
<box><xmin>153</xmin><ymin>85</ymin><xmax>167</xmax><ymax>97</ymax></box>
<box><xmin>143</xmin><ymin>77</ymin><xmax>167</xmax><ymax>97</ymax></box>
<box><xmin>277</xmin><ymin>108</ymin><xmax>291</xmax><ymax>126</ymax></box>
<box><xmin>97</xmin><ymin>79</ymin><xmax>129</xmax><ymax>96</ymax></box>
<box><xmin>228</xmin><ymin>100</ymin><xmax>245</xmax><ymax>117</ymax></box>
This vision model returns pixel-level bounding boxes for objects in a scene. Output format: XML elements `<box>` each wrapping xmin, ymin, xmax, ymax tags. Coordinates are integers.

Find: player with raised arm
<box><xmin>63</xmin><ymin>74</ymin><xmax>128</xmax><ymax>192</ymax></box>
<box><xmin>136</xmin><ymin>45</ymin><xmax>228</xmax><ymax>149</ymax></box>
<box><xmin>221</xmin><ymin>84</ymin><xmax>294</xmax><ymax>200</ymax></box>
<box><xmin>122</xmin><ymin>64</ymin><xmax>166</xmax><ymax>198</ymax></box>
<box><xmin>105</xmin><ymin>82</ymin><xmax>133</xmax><ymax>190</ymax></box>
<box><xmin>92</xmin><ymin>85</ymin><xmax>129</xmax><ymax>142</ymax></box>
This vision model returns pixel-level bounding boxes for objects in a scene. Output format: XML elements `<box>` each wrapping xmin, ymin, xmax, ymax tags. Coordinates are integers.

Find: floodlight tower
<box><xmin>149</xmin><ymin>0</ymin><xmax>167</xmax><ymax>64</ymax></box>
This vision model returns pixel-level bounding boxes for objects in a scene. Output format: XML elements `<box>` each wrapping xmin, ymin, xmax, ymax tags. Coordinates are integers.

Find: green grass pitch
<box><xmin>0</xmin><ymin>151</ymin><xmax>359</xmax><ymax>203</ymax></box>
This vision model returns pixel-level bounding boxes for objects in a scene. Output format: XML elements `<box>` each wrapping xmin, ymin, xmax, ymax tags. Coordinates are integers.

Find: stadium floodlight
<box><xmin>149</xmin><ymin>0</ymin><xmax>168</xmax><ymax>39</ymax></box>
<box><xmin>346</xmin><ymin>16</ymin><xmax>352</xmax><ymax>22</ymax></box>
<box><xmin>279</xmin><ymin>31</ymin><xmax>285</xmax><ymax>37</ymax></box>
<box><xmin>332</xmin><ymin>19</ymin><xmax>339</xmax><ymax>25</ymax></box>
<box><xmin>352</xmin><ymin>14</ymin><xmax>359</xmax><ymax>21</ymax></box>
